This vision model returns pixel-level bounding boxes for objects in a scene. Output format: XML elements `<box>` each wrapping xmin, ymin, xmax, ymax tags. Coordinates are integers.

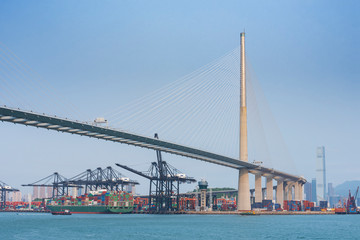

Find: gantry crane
<box><xmin>116</xmin><ymin>133</ymin><xmax>196</xmax><ymax>213</ymax></box>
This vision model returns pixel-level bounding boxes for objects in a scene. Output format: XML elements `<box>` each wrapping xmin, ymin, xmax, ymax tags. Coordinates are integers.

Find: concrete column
<box><xmin>237</xmin><ymin>32</ymin><xmax>250</xmax><ymax>211</ymax></box>
<box><xmin>284</xmin><ymin>182</ymin><xmax>293</xmax><ymax>200</ymax></box>
<box><xmin>294</xmin><ymin>182</ymin><xmax>303</xmax><ymax>201</ymax></box>
<box><xmin>237</xmin><ymin>169</ymin><xmax>251</xmax><ymax>210</ymax></box>
<box><xmin>276</xmin><ymin>180</ymin><xmax>284</xmax><ymax>205</ymax></box>
<box><xmin>299</xmin><ymin>183</ymin><xmax>304</xmax><ymax>201</ymax></box>
<box><xmin>266</xmin><ymin>177</ymin><xmax>273</xmax><ymax>200</ymax></box>
<box><xmin>255</xmin><ymin>173</ymin><xmax>262</xmax><ymax>203</ymax></box>
<box><xmin>294</xmin><ymin>182</ymin><xmax>300</xmax><ymax>201</ymax></box>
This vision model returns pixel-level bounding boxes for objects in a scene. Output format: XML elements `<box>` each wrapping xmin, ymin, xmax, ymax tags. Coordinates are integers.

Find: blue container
<box><xmin>319</xmin><ymin>201</ymin><xmax>328</xmax><ymax>209</ymax></box>
<box><xmin>311</xmin><ymin>207</ymin><xmax>321</xmax><ymax>211</ymax></box>
<box><xmin>251</xmin><ymin>202</ymin><xmax>263</xmax><ymax>209</ymax></box>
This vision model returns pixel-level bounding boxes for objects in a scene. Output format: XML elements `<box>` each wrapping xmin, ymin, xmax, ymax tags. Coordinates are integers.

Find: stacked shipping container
<box><xmin>47</xmin><ymin>190</ymin><xmax>133</xmax><ymax>208</ymax></box>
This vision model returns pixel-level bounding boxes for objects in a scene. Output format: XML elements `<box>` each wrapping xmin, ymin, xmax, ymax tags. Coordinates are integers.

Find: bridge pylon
<box><xmin>237</xmin><ymin>32</ymin><xmax>251</xmax><ymax>211</ymax></box>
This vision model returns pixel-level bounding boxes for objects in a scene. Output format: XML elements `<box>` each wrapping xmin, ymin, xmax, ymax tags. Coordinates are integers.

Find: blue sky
<box><xmin>0</xmin><ymin>0</ymin><xmax>359</xmax><ymax>195</ymax></box>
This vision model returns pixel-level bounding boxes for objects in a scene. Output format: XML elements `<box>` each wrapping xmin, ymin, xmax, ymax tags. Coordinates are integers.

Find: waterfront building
<box><xmin>39</xmin><ymin>186</ymin><xmax>46</xmax><ymax>199</ymax></box>
<box><xmin>304</xmin><ymin>182</ymin><xmax>312</xmax><ymax>201</ymax></box>
<box><xmin>311</xmin><ymin>178</ymin><xmax>317</xmax><ymax>203</ymax></box>
<box><xmin>32</xmin><ymin>186</ymin><xmax>38</xmax><ymax>200</ymax></box>
<box><xmin>13</xmin><ymin>191</ymin><xmax>22</xmax><ymax>202</ymax></box>
<box><xmin>47</xmin><ymin>187</ymin><xmax>52</xmax><ymax>198</ymax></box>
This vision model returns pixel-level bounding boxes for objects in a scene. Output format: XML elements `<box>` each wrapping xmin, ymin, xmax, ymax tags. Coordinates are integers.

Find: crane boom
<box><xmin>115</xmin><ymin>163</ymin><xmax>154</xmax><ymax>180</ymax></box>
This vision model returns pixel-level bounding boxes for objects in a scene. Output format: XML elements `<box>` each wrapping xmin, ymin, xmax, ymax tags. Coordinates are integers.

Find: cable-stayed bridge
<box><xmin>0</xmin><ymin>33</ymin><xmax>306</xmax><ymax>210</ymax></box>
<box><xmin>0</xmin><ymin>105</ymin><xmax>304</xmax><ymax>181</ymax></box>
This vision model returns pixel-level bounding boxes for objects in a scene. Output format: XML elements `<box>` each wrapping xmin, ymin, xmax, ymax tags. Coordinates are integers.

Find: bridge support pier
<box><xmin>284</xmin><ymin>182</ymin><xmax>293</xmax><ymax>200</ymax></box>
<box><xmin>266</xmin><ymin>177</ymin><xmax>273</xmax><ymax>200</ymax></box>
<box><xmin>294</xmin><ymin>182</ymin><xmax>303</xmax><ymax>201</ymax></box>
<box><xmin>299</xmin><ymin>183</ymin><xmax>304</xmax><ymax>201</ymax></box>
<box><xmin>254</xmin><ymin>173</ymin><xmax>262</xmax><ymax>202</ymax></box>
<box><xmin>276</xmin><ymin>179</ymin><xmax>284</xmax><ymax>205</ymax></box>
<box><xmin>294</xmin><ymin>182</ymin><xmax>300</xmax><ymax>201</ymax></box>
<box><xmin>237</xmin><ymin>168</ymin><xmax>251</xmax><ymax>211</ymax></box>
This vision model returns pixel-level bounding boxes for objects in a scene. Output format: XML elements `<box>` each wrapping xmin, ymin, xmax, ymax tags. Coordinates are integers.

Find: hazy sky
<box><xmin>0</xmin><ymin>0</ymin><xmax>359</xmax><ymax>195</ymax></box>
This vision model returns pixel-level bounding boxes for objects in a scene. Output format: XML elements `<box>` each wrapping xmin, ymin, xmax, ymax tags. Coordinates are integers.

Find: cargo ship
<box><xmin>46</xmin><ymin>190</ymin><xmax>134</xmax><ymax>214</ymax></box>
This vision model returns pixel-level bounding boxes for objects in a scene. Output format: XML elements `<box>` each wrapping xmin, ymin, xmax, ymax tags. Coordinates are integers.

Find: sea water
<box><xmin>0</xmin><ymin>213</ymin><xmax>358</xmax><ymax>239</ymax></box>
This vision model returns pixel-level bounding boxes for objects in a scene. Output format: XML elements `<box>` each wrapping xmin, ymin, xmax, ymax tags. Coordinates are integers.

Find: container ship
<box><xmin>46</xmin><ymin>190</ymin><xmax>134</xmax><ymax>214</ymax></box>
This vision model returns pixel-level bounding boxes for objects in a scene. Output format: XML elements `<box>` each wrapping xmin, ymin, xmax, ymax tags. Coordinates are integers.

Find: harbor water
<box><xmin>0</xmin><ymin>213</ymin><xmax>358</xmax><ymax>239</ymax></box>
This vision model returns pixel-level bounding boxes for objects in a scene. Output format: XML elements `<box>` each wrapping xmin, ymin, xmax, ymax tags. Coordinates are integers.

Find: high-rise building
<box><xmin>28</xmin><ymin>193</ymin><xmax>32</xmax><ymax>209</ymax></box>
<box><xmin>6</xmin><ymin>192</ymin><xmax>10</xmax><ymax>201</ymax></box>
<box><xmin>13</xmin><ymin>191</ymin><xmax>22</xmax><ymax>202</ymax></box>
<box><xmin>33</xmin><ymin>186</ymin><xmax>39</xmax><ymax>200</ymax></box>
<box><xmin>304</xmin><ymin>182</ymin><xmax>312</xmax><ymax>201</ymax></box>
<box><xmin>39</xmin><ymin>186</ymin><xmax>46</xmax><ymax>199</ymax></box>
<box><xmin>328</xmin><ymin>183</ymin><xmax>334</xmax><ymax>198</ymax></box>
<box><xmin>311</xmin><ymin>178</ymin><xmax>317</xmax><ymax>203</ymax></box>
<box><xmin>47</xmin><ymin>187</ymin><xmax>53</xmax><ymax>198</ymax></box>
<box><xmin>316</xmin><ymin>146</ymin><xmax>326</xmax><ymax>203</ymax></box>
<box><xmin>327</xmin><ymin>183</ymin><xmax>336</xmax><ymax>207</ymax></box>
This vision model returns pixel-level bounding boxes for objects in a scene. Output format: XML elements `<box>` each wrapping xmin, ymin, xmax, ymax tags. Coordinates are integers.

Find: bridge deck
<box><xmin>0</xmin><ymin>106</ymin><xmax>305</xmax><ymax>183</ymax></box>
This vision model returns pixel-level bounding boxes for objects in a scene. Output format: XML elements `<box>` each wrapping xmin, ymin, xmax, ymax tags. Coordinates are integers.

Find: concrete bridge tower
<box><xmin>237</xmin><ymin>32</ymin><xmax>251</xmax><ymax>211</ymax></box>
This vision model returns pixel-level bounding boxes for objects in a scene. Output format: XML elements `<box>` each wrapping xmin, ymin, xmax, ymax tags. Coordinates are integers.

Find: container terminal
<box><xmin>1</xmin><ymin>179</ymin><xmax>358</xmax><ymax>215</ymax></box>
<box><xmin>1</xmin><ymin>133</ymin><xmax>359</xmax><ymax>215</ymax></box>
<box><xmin>2</xmin><ymin>167</ymin><xmax>359</xmax><ymax>215</ymax></box>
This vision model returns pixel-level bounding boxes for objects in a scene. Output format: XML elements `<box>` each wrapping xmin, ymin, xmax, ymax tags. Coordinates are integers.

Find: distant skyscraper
<box><xmin>311</xmin><ymin>178</ymin><xmax>317</xmax><ymax>203</ymax></box>
<box><xmin>328</xmin><ymin>183</ymin><xmax>334</xmax><ymax>198</ymax></box>
<box><xmin>6</xmin><ymin>192</ymin><xmax>10</xmax><ymax>201</ymax></box>
<box><xmin>304</xmin><ymin>182</ymin><xmax>312</xmax><ymax>201</ymax></box>
<box><xmin>28</xmin><ymin>193</ymin><xmax>32</xmax><ymax>209</ymax></box>
<box><xmin>316</xmin><ymin>146</ymin><xmax>326</xmax><ymax>202</ymax></box>
<box><xmin>13</xmin><ymin>192</ymin><xmax>22</xmax><ymax>202</ymax></box>
<box><xmin>47</xmin><ymin>187</ymin><xmax>53</xmax><ymax>198</ymax></box>
<box><xmin>33</xmin><ymin>186</ymin><xmax>39</xmax><ymax>200</ymax></box>
<box><xmin>39</xmin><ymin>186</ymin><xmax>46</xmax><ymax>199</ymax></box>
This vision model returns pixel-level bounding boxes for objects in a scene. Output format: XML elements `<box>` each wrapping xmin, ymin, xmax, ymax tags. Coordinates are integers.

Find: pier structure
<box><xmin>237</xmin><ymin>32</ymin><xmax>305</xmax><ymax>210</ymax></box>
